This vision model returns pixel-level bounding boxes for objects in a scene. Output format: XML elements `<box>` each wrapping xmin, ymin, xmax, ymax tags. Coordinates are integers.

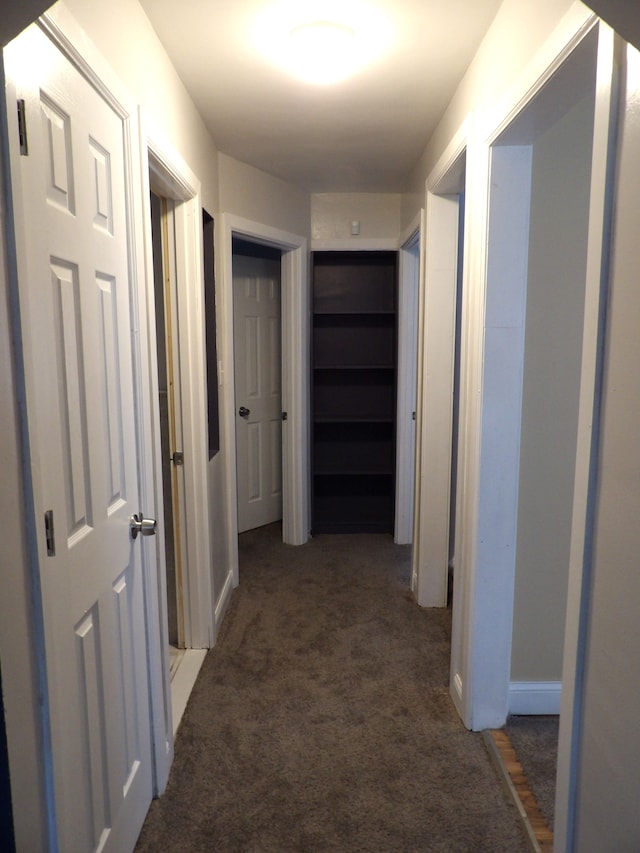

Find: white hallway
<box><xmin>1</xmin><ymin>1</ymin><xmax>640</xmax><ymax>851</ymax></box>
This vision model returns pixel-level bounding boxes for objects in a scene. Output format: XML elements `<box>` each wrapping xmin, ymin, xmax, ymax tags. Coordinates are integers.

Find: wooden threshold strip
<box><xmin>482</xmin><ymin>729</ymin><xmax>554</xmax><ymax>853</ymax></box>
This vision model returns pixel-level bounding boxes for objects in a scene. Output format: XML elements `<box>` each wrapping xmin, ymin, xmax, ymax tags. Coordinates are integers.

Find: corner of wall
<box><xmin>218</xmin><ymin>152</ymin><xmax>311</xmax><ymax>237</ymax></box>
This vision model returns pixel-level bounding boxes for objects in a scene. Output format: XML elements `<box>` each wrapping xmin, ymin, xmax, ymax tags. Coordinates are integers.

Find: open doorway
<box><xmin>149</xmin><ymin>191</ymin><xmax>185</xmax><ymax>676</ymax></box>
<box><xmin>395</xmin><ymin>230</ymin><xmax>421</xmax><ymax>546</ymax></box>
<box><xmin>505</xmin><ymin>53</ymin><xmax>597</xmax><ymax>715</ymax></box>
<box><xmin>220</xmin><ymin>214</ymin><xmax>309</xmax><ymax>587</ymax></box>
<box><xmin>448</xmin><ymin>19</ymin><xmax>618</xmax><ymax>757</ymax></box>
<box><xmin>412</xmin><ymin>142</ymin><xmax>467</xmax><ymax>611</ymax></box>
<box><xmin>143</xmin><ymin>142</ymin><xmax>213</xmax><ymax>742</ymax></box>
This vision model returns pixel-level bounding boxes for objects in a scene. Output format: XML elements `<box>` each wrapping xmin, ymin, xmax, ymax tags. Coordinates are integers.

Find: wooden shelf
<box><xmin>314</xmin><ymin>468</ymin><xmax>394</xmax><ymax>476</ymax></box>
<box><xmin>314</xmin><ymin>310</ymin><xmax>396</xmax><ymax>317</ymax></box>
<box><xmin>313</xmin><ymin>417</ymin><xmax>395</xmax><ymax>424</ymax></box>
<box><xmin>313</xmin><ymin>365</ymin><xmax>394</xmax><ymax>371</ymax></box>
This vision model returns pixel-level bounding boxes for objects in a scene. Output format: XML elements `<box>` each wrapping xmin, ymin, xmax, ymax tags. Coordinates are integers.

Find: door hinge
<box><xmin>44</xmin><ymin>509</ymin><xmax>55</xmax><ymax>556</ymax></box>
<box><xmin>282</xmin><ymin>411</ymin><xmax>288</xmax><ymax>421</ymax></box>
<box><xmin>17</xmin><ymin>99</ymin><xmax>28</xmax><ymax>156</ymax></box>
<box><xmin>171</xmin><ymin>451</ymin><xmax>184</xmax><ymax>466</ymax></box>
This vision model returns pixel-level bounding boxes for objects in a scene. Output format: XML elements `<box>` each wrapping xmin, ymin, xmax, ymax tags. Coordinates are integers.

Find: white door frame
<box><xmin>394</xmin><ymin>215</ymin><xmax>421</xmax><ymax>546</ymax></box>
<box><xmin>310</xmin><ymin>237</ymin><xmax>416</xmax><ymax>545</ymax></box>
<box><xmin>139</xmin><ymin>119</ymin><xmax>214</xmax><ymax>662</ymax></box>
<box><xmin>219</xmin><ymin>214</ymin><xmax>309</xmax><ymax>582</ymax></box>
<box><xmin>232</xmin><ymin>250</ymin><xmax>283</xmax><ymax>533</ymax></box>
<box><xmin>411</xmin><ymin>124</ymin><xmax>468</xmax><ymax>608</ymax></box>
<box><xmin>450</xmin><ymin>5</ymin><xmax>614</xmax><ymax>746</ymax></box>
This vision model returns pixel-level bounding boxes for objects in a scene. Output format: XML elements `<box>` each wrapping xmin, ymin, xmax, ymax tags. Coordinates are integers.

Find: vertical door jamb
<box><xmin>412</xmin><ymin>122</ymin><xmax>468</xmax><ymax>610</ymax></box>
<box><xmin>555</xmin><ymin>22</ymin><xmax>620</xmax><ymax>851</ymax></box>
<box><xmin>137</xmin><ymin>117</ymin><xmax>215</xmax><ymax>786</ymax></box>
<box><xmin>142</xmin><ymin>129</ymin><xmax>213</xmax><ymax>649</ymax></box>
<box><xmin>156</xmin><ymin>196</ymin><xmax>187</xmax><ymax>651</ymax></box>
<box><xmin>395</xmin><ymin>216</ymin><xmax>421</xmax><ymax>546</ymax></box>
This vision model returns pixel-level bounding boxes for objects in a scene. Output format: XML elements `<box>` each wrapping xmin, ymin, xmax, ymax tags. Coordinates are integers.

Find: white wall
<box><xmin>61</xmin><ymin>0</ymin><xmax>219</xmax><ymax>212</ymax></box>
<box><xmin>311</xmin><ymin>192</ymin><xmax>401</xmax><ymax>244</ymax></box>
<box><xmin>218</xmin><ymin>152</ymin><xmax>310</xmax><ymax>237</ymax></box>
<box><xmin>401</xmin><ymin>0</ymin><xmax>576</xmax><ymax>230</ymax></box>
<box><xmin>511</xmin><ymin>92</ymin><xmax>594</xmax><ymax>682</ymax></box>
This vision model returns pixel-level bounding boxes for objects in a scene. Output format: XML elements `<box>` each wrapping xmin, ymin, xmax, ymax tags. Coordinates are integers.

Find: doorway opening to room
<box><xmin>395</xmin><ymin>232</ymin><xmax>421</xmax><ymax>547</ymax></box>
<box><xmin>468</xmin><ymin>25</ymin><xmax>602</xmax><ymax>721</ymax></box>
<box><xmin>146</xmin><ymin>148</ymin><xmax>213</xmax><ymax>740</ymax></box>
<box><xmin>447</xmin><ymin>23</ymin><xmax>618</xmax><ymax>846</ymax></box>
<box><xmin>453</xmin><ymin>24</ymin><xmax>614</xmax><ymax>847</ymax></box>
<box><xmin>149</xmin><ymin>191</ymin><xmax>186</xmax><ymax>676</ymax></box>
<box><xmin>412</xmin><ymin>148</ymin><xmax>466</xmax><ymax>612</ymax></box>
<box><xmin>220</xmin><ymin>214</ymin><xmax>309</xmax><ymax>585</ymax></box>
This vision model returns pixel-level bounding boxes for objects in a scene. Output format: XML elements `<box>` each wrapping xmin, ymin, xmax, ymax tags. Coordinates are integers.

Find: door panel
<box><xmin>5</xmin><ymin>24</ymin><xmax>153</xmax><ymax>852</ymax></box>
<box><xmin>233</xmin><ymin>254</ymin><xmax>282</xmax><ymax>532</ymax></box>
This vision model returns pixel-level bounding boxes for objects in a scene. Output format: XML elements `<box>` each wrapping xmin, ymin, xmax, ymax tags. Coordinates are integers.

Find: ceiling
<box><xmin>139</xmin><ymin>0</ymin><xmax>503</xmax><ymax>193</ymax></box>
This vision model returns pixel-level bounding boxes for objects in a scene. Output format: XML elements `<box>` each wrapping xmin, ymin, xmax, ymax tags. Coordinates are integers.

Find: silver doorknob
<box><xmin>238</xmin><ymin>406</ymin><xmax>250</xmax><ymax>417</ymax></box>
<box><xmin>129</xmin><ymin>512</ymin><xmax>157</xmax><ymax>540</ymax></box>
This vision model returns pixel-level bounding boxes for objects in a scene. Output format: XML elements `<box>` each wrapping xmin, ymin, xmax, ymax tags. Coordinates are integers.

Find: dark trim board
<box><xmin>483</xmin><ymin>729</ymin><xmax>553</xmax><ymax>853</ymax></box>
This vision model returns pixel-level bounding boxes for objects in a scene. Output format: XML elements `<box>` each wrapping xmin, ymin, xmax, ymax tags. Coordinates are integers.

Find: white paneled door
<box><xmin>5</xmin><ymin>23</ymin><xmax>154</xmax><ymax>852</ymax></box>
<box><xmin>233</xmin><ymin>253</ymin><xmax>283</xmax><ymax>533</ymax></box>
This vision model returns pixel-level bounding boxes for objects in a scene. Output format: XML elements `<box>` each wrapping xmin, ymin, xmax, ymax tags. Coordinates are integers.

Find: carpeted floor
<box><xmin>135</xmin><ymin>524</ymin><xmax>529</xmax><ymax>852</ymax></box>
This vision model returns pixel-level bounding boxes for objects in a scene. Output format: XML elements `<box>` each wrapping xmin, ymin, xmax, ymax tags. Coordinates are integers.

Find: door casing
<box><xmin>143</xmin><ymin>127</ymin><xmax>213</xmax><ymax>651</ymax></box>
<box><xmin>232</xmin><ymin>250</ymin><xmax>283</xmax><ymax>533</ymax></box>
<box><xmin>395</xmin><ymin>218</ymin><xmax>421</xmax><ymax>546</ymax></box>
<box><xmin>412</xmin><ymin>124</ymin><xmax>467</xmax><ymax>610</ymax></box>
<box><xmin>220</xmin><ymin>214</ymin><xmax>309</xmax><ymax>584</ymax></box>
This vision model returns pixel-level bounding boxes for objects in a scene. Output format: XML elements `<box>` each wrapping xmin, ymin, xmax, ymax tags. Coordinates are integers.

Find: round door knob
<box><xmin>238</xmin><ymin>406</ymin><xmax>250</xmax><ymax>417</ymax></box>
<box><xmin>129</xmin><ymin>512</ymin><xmax>157</xmax><ymax>540</ymax></box>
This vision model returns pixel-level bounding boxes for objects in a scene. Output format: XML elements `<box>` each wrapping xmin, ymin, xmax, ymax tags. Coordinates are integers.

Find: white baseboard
<box><xmin>508</xmin><ymin>681</ymin><xmax>561</xmax><ymax>715</ymax></box>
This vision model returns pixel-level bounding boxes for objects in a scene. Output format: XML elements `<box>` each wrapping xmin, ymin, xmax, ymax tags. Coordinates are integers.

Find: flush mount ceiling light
<box><xmin>288</xmin><ymin>21</ymin><xmax>356</xmax><ymax>84</ymax></box>
<box><xmin>253</xmin><ymin>1</ymin><xmax>391</xmax><ymax>85</ymax></box>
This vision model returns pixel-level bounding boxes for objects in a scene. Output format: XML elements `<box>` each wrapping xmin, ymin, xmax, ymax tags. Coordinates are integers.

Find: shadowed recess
<box><xmin>135</xmin><ymin>523</ymin><xmax>528</xmax><ymax>852</ymax></box>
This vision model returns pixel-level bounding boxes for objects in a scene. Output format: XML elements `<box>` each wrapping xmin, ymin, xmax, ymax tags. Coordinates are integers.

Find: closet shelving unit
<box><xmin>311</xmin><ymin>251</ymin><xmax>397</xmax><ymax>533</ymax></box>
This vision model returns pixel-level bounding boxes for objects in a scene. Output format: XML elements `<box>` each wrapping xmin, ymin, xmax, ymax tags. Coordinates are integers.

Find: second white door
<box><xmin>233</xmin><ymin>252</ymin><xmax>283</xmax><ymax>532</ymax></box>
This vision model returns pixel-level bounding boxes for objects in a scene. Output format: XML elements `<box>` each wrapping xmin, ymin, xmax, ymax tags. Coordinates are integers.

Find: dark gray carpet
<box><xmin>135</xmin><ymin>524</ymin><xmax>528</xmax><ymax>852</ymax></box>
<box><xmin>506</xmin><ymin>715</ymin><xmax>559</xmax><ymax>830</ymax></box>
